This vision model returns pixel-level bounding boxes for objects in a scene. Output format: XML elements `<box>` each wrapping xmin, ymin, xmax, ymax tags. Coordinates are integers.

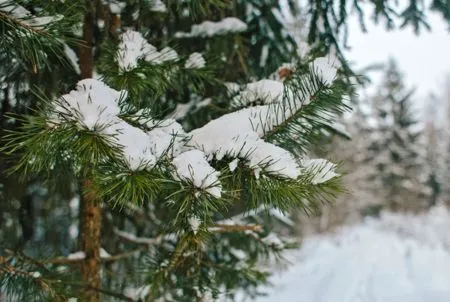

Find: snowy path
<box><xmin>257</xmin><ymin>206</ymin><xmax>450</xmax><ymax>302</ymax></box>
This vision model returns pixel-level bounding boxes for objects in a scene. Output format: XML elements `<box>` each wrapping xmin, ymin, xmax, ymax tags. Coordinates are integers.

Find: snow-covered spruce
<box><xmin>48</xmin><ymin>54</ymin><xmax>340</xmax><ymax>197</ymax></box>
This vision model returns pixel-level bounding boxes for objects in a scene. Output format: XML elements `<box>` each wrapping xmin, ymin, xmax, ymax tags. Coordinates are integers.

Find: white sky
<box><xmin>346</xmin><ymin>12</ymin><xmax>450</xmax><ymax>114</ymax></box>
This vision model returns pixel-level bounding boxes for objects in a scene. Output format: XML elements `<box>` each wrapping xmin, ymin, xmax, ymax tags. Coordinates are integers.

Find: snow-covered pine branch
<box><xmin>43</xmin><ymin>55</ymin><xmax>342</xmax><ymax>204</ymax></box>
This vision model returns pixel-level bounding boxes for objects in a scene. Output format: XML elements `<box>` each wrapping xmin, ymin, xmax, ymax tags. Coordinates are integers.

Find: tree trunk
<box><xmin>81</xmin><ymin>180</ymin><xmax>102</xmax><ymax>302</ymax></box>
<box><xmin>78</xmin><ymin>3</ymin><xmax>102</xmax><ymax>301</ymax></box>
<box><xmin>79</xmin><ymin>8</ymin><xmax>95</xmax><ymax>79</ymax></box>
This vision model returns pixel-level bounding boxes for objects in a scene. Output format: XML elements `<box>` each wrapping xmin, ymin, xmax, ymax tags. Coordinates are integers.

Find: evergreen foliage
<box><xmin>0</xmin><ymin>0</ymin><xmax>448</xmax><ymax>301</ymax></box>
<box><xmin>362</xmin><ymin>60</ymin><xmax>430</xmax><ymax>211</ymax></box>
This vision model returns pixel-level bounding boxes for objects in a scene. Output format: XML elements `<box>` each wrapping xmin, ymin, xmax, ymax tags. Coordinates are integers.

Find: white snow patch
<box><xmin>257</xmin><ymin>205</ymin><xmax>450</xmax><ymax>302</ymax></box>
<box><xmin>312</xmin><ymin>57</ymin><xmax>338</xmax><ymax>86</ymax></box>
<box><xmin>104</xmin><ymin>0</ymin><xmax>126</xmax><ymax>14</ymax></box>
<box><xmin>188</xmin><ymin>104</ymin><xmax>300</xmax><ymax>179</ymax></box>
<box><xmin>224</xmin><ymin>82</ymin><xmax>240</xmax><ymax>95</ymax></box>
<box><xmin>106</xmin><ymin>120</ymin><xmax>157</xmax><ymax>170</ymax></box>
<box><xmin>67</xmin><ymin>251</ymin><xmax>85</xmax><ymax>260</ymax></box>
<box><xmin>52</xmin><ymin>79</ymin><xmax>123</xmax><ymax>130</ymax></box>
<box><xmin>0</xmin><ymin>1</ymin><xmax>62</xmax><ymax>28</ymax></box>
<box><xmin>100</xmin><ymin>248</ymin><xmax>111</xmax><ymax>258</ymax></box>
<box><xmin>124</xmin><ymin>285</ymin><xmax>151</xmax><ymax>301</ymax></box>
<box><xmin>50</xmin><ymin>79</ymin><xmax>184</xmax><ymax>171</ymax></box>
<box><xmin>116</xmin><ymin>30</ymin><xmax>178</xmax><ymax>71</ymax></box>
<box><xmin>188</xmin><ymin>216</ymin><xmax>201</xmax><ymax>234</ymax></box>
<box><xmin>196</xmin><ymin>98</ymin><xmax>211</xmax><ymax>109</ymax></box>
<box><xmin>67</xmin><ymin>248</ymin><xmax>111</xmax><ymax>260</ymax></box>
<box><xmin>185</xmin><ymin>52</ymin><xmax>206</xmax><ymax>69</ymax></box>
<box><xmin>63</xmin><ymin>43</ymin><xmax>80</xmax><ymax>74</ymax></box>
<box><xmin>262</xmin><ymin>233</ymin><xmax>284</xmax><ymax>248</ymax></box>
<box><xmin>230</xmin><ymin>248</ymin><xmax>247</xmax><ymax>260</ymax></box>
<box><xmin>268</xmin><ymin>208</ymin><xmax>295</xmax><ymax>227</ymax></box>
<box><xmin>233</xmin><ymin>80</ymin><xmax>284</xmax><ymax>106</ymax></box>
<box><xmin>228</xmin><ymin>158</ymin><xmax>239</xmax><ymax>172</ymax></box>
<box><xmin>175</xmin><ymin>17</ymin><xmax>247</xmax><ymax>38</ymax></box>
<box><xmin>0</xmin><ymin>1</ymin><xmax>31</xmax><ymax>18</ymax></box>
<box><xmin>172</xmin><ymin>150</ymin><xmax>222</xmax><ymax>198</ymax></box>
<box><xmin>149</xmin><ymin>0</ymin><xmax>166</xmax><ymax>12</ymax></box>
<box><xmin>302</xmin><ymin>159</ymin><xmax>339</xmax><ymax>184</ymax></box>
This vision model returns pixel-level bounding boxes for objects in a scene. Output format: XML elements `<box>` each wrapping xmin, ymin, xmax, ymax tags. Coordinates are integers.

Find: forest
<box><xmin>1</xmin><ymin>0</ymin><xmax>450</xmax><ymax>301</ymax></box>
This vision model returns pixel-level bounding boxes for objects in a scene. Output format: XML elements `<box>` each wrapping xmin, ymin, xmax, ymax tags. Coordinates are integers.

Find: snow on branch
<box><xmin>49</xmin><ymin>79</ymin><xmax>184</xmax><ymax>171</ymax></box>
<box><xmin>185</xmin><ymin>52</ymin><xmax>206</xmax><ymax>69</ymax></box>
<box><xmin>0</xmin><ymin>1</ymin><xmax>63</xmax><ymax>30</ymax></box>
<box><xmin>172</xmin><ymin>150</ymin><xmax>222</xmax><ymax>198</ymax></box>
<box><xmin>174</xmin><ymin>17</ymin><xmax>247</xmax><ymax>38</ymax></box>
<box><xmin>301</xmin><ymin>159</ymin><xmax>339</xmax><ymax>184</ymax></box>
<box><xmin>116</xmin><ymin>30</ymin><xmax>178</xmax><ymax>71</ymax></box>
<box><xmin>188</xmin><ymin>56</ymin><xmax>339</xmax><ymax>180</ymax></box>
<box><xmin>45</xmin><ymin>55</ymin><xmax>341</xmax><ymax>200</ymax></box>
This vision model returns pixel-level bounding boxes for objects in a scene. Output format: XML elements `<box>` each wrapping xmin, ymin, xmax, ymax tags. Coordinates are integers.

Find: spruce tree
<box><xmin>437</xmin><ymin>76</ymin><xmax>450</xmax><ymax>205</ymax></box>
<box><xmin>1</xmin><ymin>1</ymin><xmax>449</xmax><ymax>301</ymax></box>
<box><xmin>0</xmin><ymin>1</ymin><xmax>346</xmax><ymax>301</ymax></box>
<box><xmin>365</xmin><ymin>60</ymin><xmax>429</xmax><ymax>212</ymax></box>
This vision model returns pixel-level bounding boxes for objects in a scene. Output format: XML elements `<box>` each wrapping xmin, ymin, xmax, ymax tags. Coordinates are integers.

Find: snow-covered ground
<box><xmin>257</xmin><ymin>205</ymin><xmax>450</xmax><ymax>302</ymax></box>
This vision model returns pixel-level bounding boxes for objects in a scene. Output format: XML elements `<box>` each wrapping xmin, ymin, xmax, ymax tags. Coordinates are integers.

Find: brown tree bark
<box><xmin>81</xmin><ymin>180</ymin><xmax>102</xmax><ymax>302</ymax></box>
<box><xmin>78</xmin><ymin>3</ymin><xmax>102</xmax><ymax>301</ymax></box>
<box><xmin>79</xmin><ymin>7</ymin><xmax>95</xmax><ymax>79</ymax></box>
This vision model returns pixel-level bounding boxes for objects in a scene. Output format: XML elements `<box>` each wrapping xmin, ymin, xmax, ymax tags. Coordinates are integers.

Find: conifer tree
<box><xmin>1</xmin><ymin>1</ymin><xmax>449</xmax><ymax>301</ymax></box>
<box><xmin>365</xmin><ymin>60</ymin><xmax>429</xmax><ymax>211</ymax></box>
<box><xmin>1</xmin><ymin>1</ymin><xmax>346</xmax><ymax>301</ymax></box>
<box><xmin>437</xmin><ymin>76</ymin><xmax>450</xmax><ymax>205</ymax></box>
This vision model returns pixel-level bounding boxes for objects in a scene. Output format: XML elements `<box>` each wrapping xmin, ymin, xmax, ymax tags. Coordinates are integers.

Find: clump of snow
<box><xmin>232</xmin><ymin>80</ymin><xmax>284</xmax><ymax>106</ymax></box>
<box><xmin>188</xmin><ymin>216</ymin><xmax>201</xmax><ymax>234</ymax></box>
<box><xmin>230</xmin><ymin>248</ymin><xmax>247</xmax><ymax>260</ymax></box>
<box><xmin>312</xmin><ymin>57</ymin><xmax>338</xmax><ymax>86</ymax></box>
<box><xmin>105</xmin><ymin>0</ymin><xmax>126</xmax><ymax>14</ymax></box>
<box><xmin>262</xmin><ymin>232</ymin><xmax>284</xmax><ymax>248</ymax></box>
<box><xmin>175</xmin><ymin>17</ymin><xmax>247</xmax><ymax>38</ymax></box>
<box><xmin>52</xmin><ymin>79</ymin><xmax>123</xmax><ymax>130</ymax></box>
<box><xmin>149</xmin><ymin>0</ymin><xmax>166</xmax><ymax>12</ymax></box>
<box><xmin>224</xmin><ymin>82</ymin><xmax>240</xmax><ymax>95</ymax></box>
<box><xmin>50</xmin><ymin>79</ymin><xmax>185</xmax><ymax>171</ymax></box>
<box><xmin>116</xmin><ymin>30</ymin><xmax>178</xmax><ymax>71</ymax></box>
<box><xmin>302</xmin><ymin>159</ymin><xmax>339</xmax><ymax>184</ymax></box>
<box><xmin>0</xmin><ymin>1</ymin><xmax>63</xmax><ymax>28</ymax></box>
<box><xmin>172</xmin><ymin>150</ymin><xmax>222</xmax><ymax>198</ymax></box>
<box><xmin>124</xmin><ymin>285</ymin><xmax>150</xmax><ymax>301</ymax></box>
<box><xmin>147</xmin><ymin>118</ymin><xmax>186</xmax><ymax>158</ymax></box>
<box><xmin>27</xmin><ymin>15</ymin><xmax>64</xmax><ymax>29</ymax></box>
<box><xmin>100</xmin><ymin>247</ymin><xmax>111</xmax><ymax>258</ymax></box>
<box><xmin>67</xmin><ymin>248</ymin><xmax>111</xmax><ymax>260</ymax></box>
<box><xmin>63</xmin><ymin>43</ymin><xmax>80</xmax><ymax>75</ymax></box>
<box><xmin>196</xmin><ymin>98</ymin><xmax>211</xmax><ymax>109</ymax></box>
<box><xmin>0</xmin><ymin>1</ymin><xmax>31</xmax><ymax>18</ymax></box>
<box><xmin>106</xmin><ymin>121</ymin><xmax>157</xmax><ymax>170</ymax></box>
<box><xmin>158</xmin><ymin>47</ymin><xmax>178</xmax><ymax>63</ymax></box>
<box><xmin>67</xmin><ymin>251</ymin><xmax>85</xmax><ymax>260</ymax></box>
<box><xmin>188</xmin><ymin>105</ymin><xmax>300</xmax><ymax>179</ymax></box>
<box><xmin>185</xmin><ymin>52</ymin><xmax>206</xmax><ymax>69</ymax></box>
<box><xmin>268</xmin><ymin>208</ymin><xmax>295</xmax><ymax>227</ymax></box>
<box><xmin>296</xmin><ymin>41</ymin><xmax>310</xmax><ymax>58</ymax></box>
<box><xmin>171</xmin><ymin>102</ymin><xmax>194</xmax><ymax>120</ymax></box>
<box><xmin>228</xmin><ymin>158</ymin><xmax>239</xmax><ymax>172</ymax></box>
<box><xmin>116</xmin><ymin>30</ymin><xmax>155</xmax><ymax>71</ymax></box>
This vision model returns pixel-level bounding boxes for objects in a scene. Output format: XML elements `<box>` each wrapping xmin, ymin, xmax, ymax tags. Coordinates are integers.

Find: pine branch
<box><xmin>208</xmin><ymin>224</ymin><xmax>263</xmax><ymax>233</ymax></box>
<box><xmin>0</xmin><ymin>10</ymin><xmax>48</xmax><ymax>36</ymax></box>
